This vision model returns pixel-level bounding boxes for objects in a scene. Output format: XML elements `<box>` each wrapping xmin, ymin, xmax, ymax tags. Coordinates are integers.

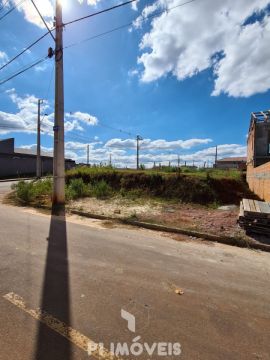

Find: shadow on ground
<box><xmin>247</xmin><ymin>232</ymin><xmax>270</xmax><ymax>245</ymax></box>
<box><xmin>34</xmin><ymin>204</ymin><xmax>72</xmax><ymax>360</ymax></box>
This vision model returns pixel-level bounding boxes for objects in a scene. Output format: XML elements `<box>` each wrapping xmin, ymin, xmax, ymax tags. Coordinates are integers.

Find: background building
<box><xmin>215</xmin><ymin>157</ymin><xmax>247</xmax><ymax>170</ymax></box>
<box><xmin>0</xmin><ymin>138</ymin><xmax>75</xmax><ymax>178</ymax></box>
<box><xmin>247</xmin><ymin>110</ymin><xmax>270</xmax><ymax>201</ymax></box>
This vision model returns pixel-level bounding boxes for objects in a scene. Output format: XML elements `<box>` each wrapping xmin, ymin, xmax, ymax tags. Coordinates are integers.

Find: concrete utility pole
<box><xmin>53</xmin><ymin>0</ymin><xmax>65</xmax><ymax>204</ymax></box>
<box><xmin>36</xmin><ymin>99</ymin><xmax>43</xmax><ymax>179</ymax></box>
<box><xmin>87</xmin><ymin>144</ymin><xmax>89</xmax><ymax>166</ymax></box>
<box><xmin>136</xmin><ymin>135</ymin><xmax>143</xmax><ymax>170</ymax></box>
<box><xmin>109</xmin><ymin>153</ymin><xmax>112</xmax><ymax>167</ymax></box>
<box><xmin>177</xmin><ymin>155</ymin><xmax>180</xmax><ymax>168</ymax></box>
<box><xmin>215</xmin><ymin>145</ymin><xmax>218</xmax><ymax>167</ymax></box>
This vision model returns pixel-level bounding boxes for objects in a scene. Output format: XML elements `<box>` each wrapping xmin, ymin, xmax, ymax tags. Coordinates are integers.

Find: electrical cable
<box><xmin>0</xmin><ymin>0</ymin><xmax>27</xmax><ymax>22</ymax></box>
<box><xmin>0</xmin><ymin>0</ymin><xmax>10</xmax><ymax>12</ymax></box>
<box><xmin>0</xmin><ymin>55</ymin><xmax>48</xmax><ymax>86</ymax></box>
<box><xmin>64</xmin><ymin>0</ymin><xmax>137</xmax><ymax>27</ymax></box>
<box><xmin>65</xmin><ymin>0</ymin><xmax>198</xmax><ymax>49</ymax></box>
<box><xmin>0</xmin><ymin>31</ymin><xmax>50</xmax><ymax>72</ymax></box>
<box><xmin>29</xmin><ymin>0</ymin><xmax>55</xmax><ymax>41</ymax></box>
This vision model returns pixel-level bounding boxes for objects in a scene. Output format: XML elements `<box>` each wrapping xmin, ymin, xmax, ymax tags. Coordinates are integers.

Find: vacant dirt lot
<box><xmin>69</xmin><ymin>196</ymin><xmax>242</xmax><ymax>238</ymax></box>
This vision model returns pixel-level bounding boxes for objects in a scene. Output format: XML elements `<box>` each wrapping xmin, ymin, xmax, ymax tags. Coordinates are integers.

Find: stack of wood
<box><xmin>238</xmin><ymin>198</ymin><xmax>270</xmax><ymax>235</ymax></box>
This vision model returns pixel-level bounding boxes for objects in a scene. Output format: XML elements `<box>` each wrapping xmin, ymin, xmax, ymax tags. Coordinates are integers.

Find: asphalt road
<box><xmin>0</xmin><ymin>203</ymin><xmax>269</xmax><ymax>360</ymax></box>
<box><xmin>0</xmin><ymin>181</ymin><xmax>16</xmax><ymax>199</ymax></box>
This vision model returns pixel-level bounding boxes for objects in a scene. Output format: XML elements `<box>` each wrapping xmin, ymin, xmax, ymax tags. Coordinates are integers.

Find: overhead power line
<box><xmin>65</xmin><ymin>0</ymin><xmax>198</xmax><ymax>50</ymax></box>
<box><xmin>0</xmin><ymin>56</ymin><xmax>48</xmax><ymax>86</ymax></box>
<box><xmin>0</xmin><ymin>0</ymin><xmax>26</xmax><ymax>22</ymax></box>
<box><xmin>64</xmin><ymin>0</ymin><xmax>137</xmax><ymax>27</ymax></box>
<box><xmin>29</xmin><ymin>0</ymin><xmax>55</xmax><ymax>41</ymax></box>
<box><xmin>0</xmin><ymin>31</ymin><xmax>50</xmax><ymax>72</ymax></box>
<box><xmin>0</xmin><ymin>0</ymin><xmax>136</xmax><ymax>77</ymax></box>
<box><xmin>98</xmin><ymin>122</ymin><xmax>136</xmax><ymax>138</ymax></box>
<box><xmin>0</xmin><ymin>0</ymin><xmax>10</xmax><ymax>12</ymax></box>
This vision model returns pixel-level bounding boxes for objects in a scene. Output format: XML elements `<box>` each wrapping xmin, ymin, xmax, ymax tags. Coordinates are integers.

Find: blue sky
<box><xmin>0</xmin><ymin>0</ymin><xmax>270</xmax><ymax>167</ymax></box>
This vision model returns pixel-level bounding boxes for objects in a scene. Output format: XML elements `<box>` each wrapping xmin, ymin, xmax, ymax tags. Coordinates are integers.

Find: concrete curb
<box><xmin>12</xmin><ymin>204</ymin><xmax>269</xmax><ymax>252</ymax></box>
<box><xmin>69</xmin><ymin>209</ymin><xmax>270</xmax><ymax>253</ymax></box>
<box><xmin>0</xmin><ymin>177</ymin><xmax>33</xmax><ymax>183</ymax></box>
<box><xmin>0</xmin><ymin>176</ymin><xmax>53</xmax><ymax>183</ymax></box>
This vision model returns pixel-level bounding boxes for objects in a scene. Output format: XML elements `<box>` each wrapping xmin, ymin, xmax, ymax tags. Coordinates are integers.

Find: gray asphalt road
<box><xmin>0</xmin><ymin>203</ymin><xmax>269</xmax><ymax>360</ymax></box>
<box><xmin>0</xmin><ymin>181</ymin><xmax>15</xmax><ymax>198</ymax></box>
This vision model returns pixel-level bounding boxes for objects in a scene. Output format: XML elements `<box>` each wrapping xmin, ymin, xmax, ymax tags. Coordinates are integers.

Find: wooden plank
<box><xmin>258</xmin><ymin>201</ymin><xmax>270</xmax><ymax>214</ymax></box>
<box><xmin>243</xmin><ymin>199</ymin><xmax>251</xmax><ymax>212</ymax></box>
<box><xmin>249</xmin><ymin>200</ymin><xmax>256</xmax><ymax>213</ymax></box>
<box><xmin>239</xmin><ymin>202</ymin><xmax>244</xmax><ymax>217</ymax></box>
<box><xmin>254</xmin><ymin>201</ymin><xmax>261</xmax><ymax>213</ymax></box>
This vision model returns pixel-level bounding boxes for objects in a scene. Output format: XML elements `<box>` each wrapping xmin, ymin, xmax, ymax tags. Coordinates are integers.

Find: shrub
<box><xmin>11</xmin><ymin>179</ymin><xmax>53</xmax><ymax>205</ymax></box>
<box><xmin>33</xmin><ymin>179</ymin><xmax>52</xmax><ymax>198</ymax></box>
<box><xmin>12</xmin><ymin>180</ymin><xmax>35</xmax><ymax>204</ymax></box>
<box><xmin>66</xmin><ymin>178</ymin><xmax>89</xmax><ymax>200</ymax></box>
<box><xmin>92</xmin><ymin>180</ymin><xmax>112</xmax><ymax>199</ymax></box>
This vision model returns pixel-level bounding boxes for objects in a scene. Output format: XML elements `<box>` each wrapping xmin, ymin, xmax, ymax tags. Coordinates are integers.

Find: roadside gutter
<box><xmin>70</xmin><ymin>209</ymin><xmax>270</xmax><ymax>253</ymax></box>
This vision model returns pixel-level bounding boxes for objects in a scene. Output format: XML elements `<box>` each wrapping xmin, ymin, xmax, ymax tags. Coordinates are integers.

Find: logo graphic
<box><xmin>88</xmin><ymin>301</ymin><xmax>182</xmax><ymax>358</ymax></box>
<box><xmin>121</xmin><ymin>309</ymin><xmax>136</xmax><ymax>332</ymax></box>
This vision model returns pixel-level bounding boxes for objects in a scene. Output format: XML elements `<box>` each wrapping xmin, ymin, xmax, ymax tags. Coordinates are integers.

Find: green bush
<box><xmin>66</xmin><ymin>178</ymin><xmax>89</xmax><ymax>200</ymax></box>
<box><xmin>33</xmin><ymin>178</ymin><xmax>52</xmax><ymax>198</ymax></box>
<box><xmin>12</xmin><ymin>180</ymin><xmax>35</xmax><ymax>204</ymax></box>
<box><xmin>92</xmin><ymin>180</ymin><xmax>112</xmax><ymax>199</ymax></box>
<box><xmin>11</xmin><ymin>179</ymin><xmax>53</xmax><ymax>205</ymax></box>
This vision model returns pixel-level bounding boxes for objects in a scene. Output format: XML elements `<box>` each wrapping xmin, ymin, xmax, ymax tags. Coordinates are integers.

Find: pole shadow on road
<box><xmin>34</xmin><ymin>204</ymin><xmax>72</xmax><ymax>360</ymax></box>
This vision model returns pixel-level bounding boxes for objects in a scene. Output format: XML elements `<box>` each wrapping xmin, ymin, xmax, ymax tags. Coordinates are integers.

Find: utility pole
<box><xmin>214</xmin><ymin>145</ymin><xmax>218</xmax><ymax>168</ymax></box>
<box><xmin>177</xmin><ymin>155</ymin><xmax>180</xmax><ymax>168</ymax></box>
<box><xmin>136</xmin><ymin>135</ymin><xmax>143</xmax><ymax>170</ymax></box>
<box><xmin>109</xmin><ymin>153</ymin><xmax>112</xmax><ymax>167</ymax></box>
<box><xmin>53</xmin><ymin>0</ymin><xmax>65</xmax><ymax>204</ymax></box>
<box><xmin>36</xmin><ymin>99</ymin><xmax>43</xmax><ymax>179</ymax></box>
<box><xmin>87</xmin><ymin>144</ymin><xmax>89</xmax><ymax>166</ymax></box>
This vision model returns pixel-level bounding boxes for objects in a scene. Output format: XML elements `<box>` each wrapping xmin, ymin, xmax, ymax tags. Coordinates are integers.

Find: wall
<box><xmin>0</xmin><ymin>138</ymin><xmax>14</xmax><ymax>154</ymax></box>
<box><xmin>247</xmin><ymin>162</ymin><xmax>270</xmax><ymax>201</ymax></box>
<box><xmin>0</xmin><ymin>154</ymin><xmax>75</xmax><ymax>178</ymax></box>
<box><xmin>216</xmin><ymin>162</ymin><xmax>246</xmax><ymax>170</ymax></box>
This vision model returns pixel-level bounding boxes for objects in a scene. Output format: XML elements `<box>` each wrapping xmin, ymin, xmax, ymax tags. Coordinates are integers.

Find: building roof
<box><xmin>217</xmin><ymin>157</ymin><xmax>247</xmax><ymax>162</ymax></box>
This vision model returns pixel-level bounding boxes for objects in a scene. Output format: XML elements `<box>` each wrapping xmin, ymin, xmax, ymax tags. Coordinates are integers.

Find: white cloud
<box><xmin>105</xmin><ymin>137</ymin><xmax>212</xmax><ymax>150</ymax></box>
<box><xmin>136</xmin><ymin>0</ymin><xmax>270</xmax><ymax>97</ymax></box>
<box><xmin>13</xmin><ymin>0</ymin><xmax>54</xmax><ymax>29</ymax></box>
<box><xmin>76</xmin><ymin>0</ymin><xmax>101</xmax><ymax>6</ymax></box>
<box><xmin>0</xmin><ymin>51</ymin><xmax>8</xmax><ymax>66</ymax></box>
<box><xmin>15</xmin><ymin>138</ymin><xmax>246</xmax><ymax>167</ymax></box>
<box><xmin>131</xmin><ymin>0</ymin><xmax>140</xmax><ymax>11</ymax></box>
<box><xmin>0</xmin><ymin>89</ymin><xmax>98</xmax><ymax>135</ymax></box>
<box><xmin>128</xmin><ymin>68</ymin><xmax>139</xmax><ymax>77</ymax></box>
<box><xmin>17</xmin><ymin>144</ymin><xmax>53</xmax><ymax>156</ymax></box>
<box><xmin>66</xmin><ymin>111</ymin><xmax>98</xmax><ymax>125</ymax></box>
